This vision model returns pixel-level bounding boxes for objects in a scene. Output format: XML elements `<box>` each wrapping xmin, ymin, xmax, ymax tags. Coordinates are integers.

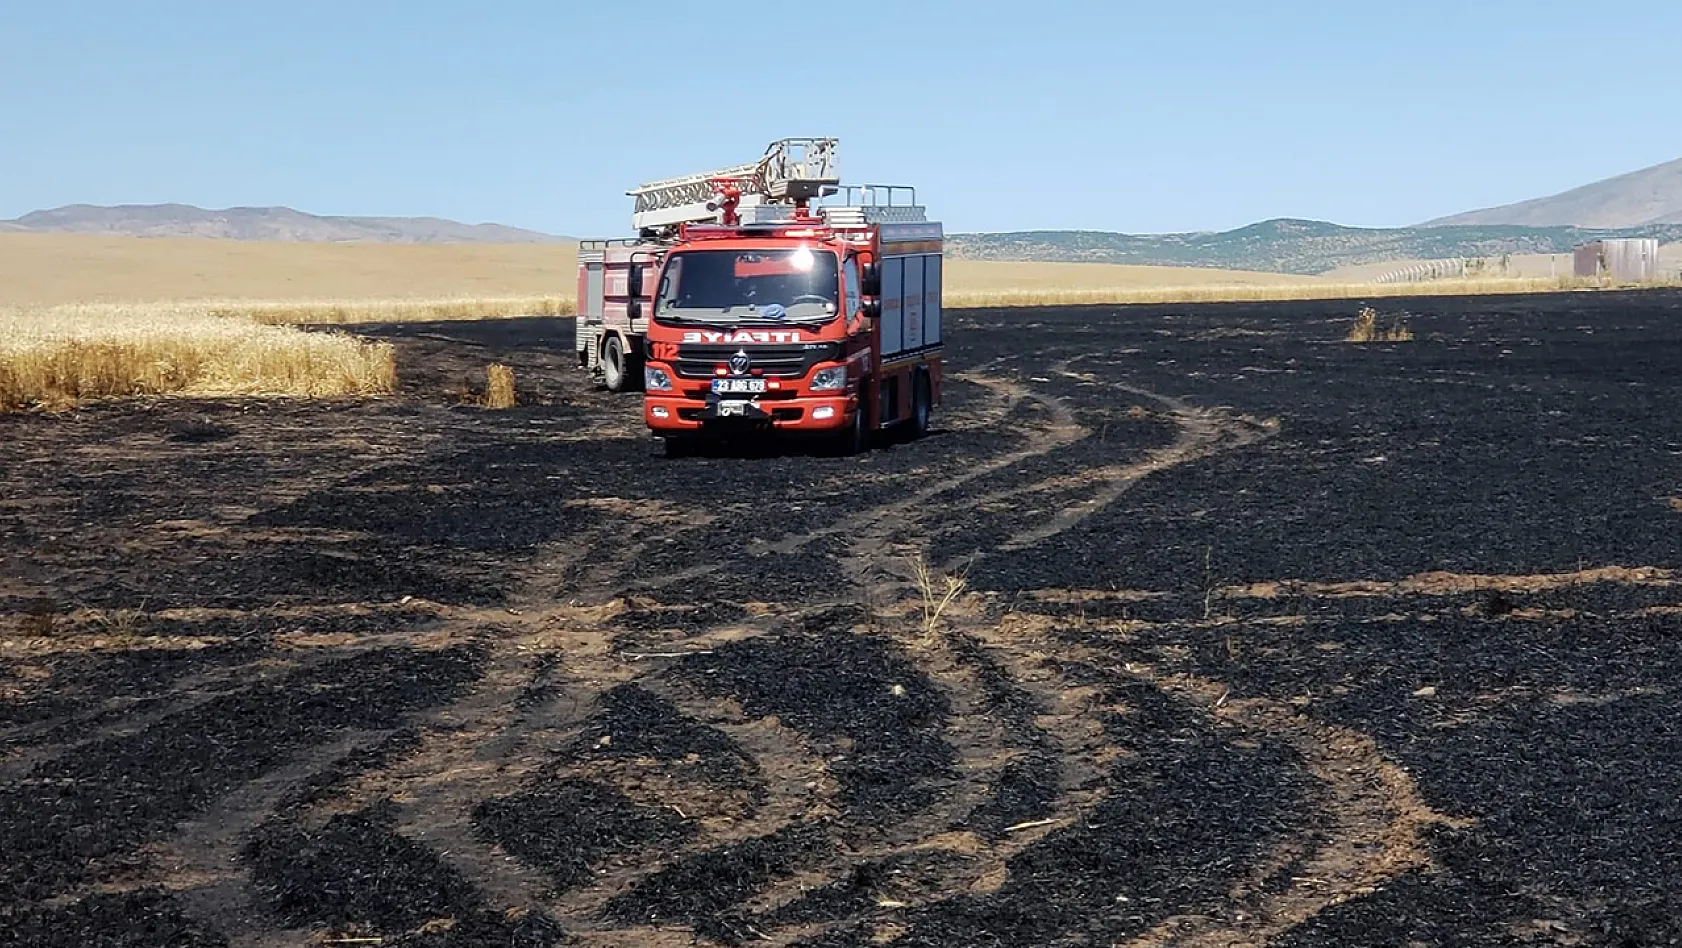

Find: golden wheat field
<box><xmin>0</xmin><ymin>304</ymin><xmax>396</xmax><ymax>412</ymax></box>
<box><xmin>0</xmin><ymin>233</ymin><xmax>1340</xmax><ymax>314</ymax></box>
<box><xmin>0</xmin><ymin>232</ymin><xmax>1621</xmax><ymax>317</ymax></box>
<box><xmin>0</xmin><ymin>234</ymin><xmax>580</xmax><ymax>308</ymax></box>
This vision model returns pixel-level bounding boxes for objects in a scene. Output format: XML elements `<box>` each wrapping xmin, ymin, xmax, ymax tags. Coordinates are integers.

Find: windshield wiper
<box><xmin>659</xmin><ymin>310</ymin><xmax>833</xmax><ymax>327</ymax></box>
<box><xmin>653</xmin><ymin>312</ymin><xmax>729</xmax><ymax>326</ymax></box>
<box><xmin>729</xmin><ymin>315</ymin><xmax>834</xmax><ymax>326</ymax></box>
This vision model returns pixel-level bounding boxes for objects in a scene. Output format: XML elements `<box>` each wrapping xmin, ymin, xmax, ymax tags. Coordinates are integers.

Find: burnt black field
<box><xmin>4</xmin><ymin>290</ymin><xmax>1682</xmax><ymax>946</ymax></box>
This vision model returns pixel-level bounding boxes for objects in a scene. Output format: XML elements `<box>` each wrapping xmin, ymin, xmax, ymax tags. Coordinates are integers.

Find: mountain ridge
<box><xmin>0</xmin><ymin>203</ymin><xmax>568</xmax><ymax>244</ymax></box>
<box><xmin>1421</xmin><ymin>157</ymin><xmax>1682</xmax><ymax>229</ymax></box>
<box><xmin>9</xmin><ymin>196</ymin><xmax>1682</xmax><ymax>277</ymax></box>
<box><xmin>948</xmin><ymin>218</ymin><xmax>1682</xmax><ymax>275</ymax></box>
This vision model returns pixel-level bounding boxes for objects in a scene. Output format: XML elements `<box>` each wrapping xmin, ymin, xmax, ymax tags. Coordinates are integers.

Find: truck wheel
<box><xmin>601</xmin><ymin>335</ymin><xmax>628</xmax><ymax>392</ymax></box>
<box><xmin>908</xmin><ymin>372</ymin><xmax>932</xmax><ymax>440</ymax></box>
<box><xmin>832</xmin><ymin>391</ymin><xmax>869</xmax><ymax>456</ymax></box>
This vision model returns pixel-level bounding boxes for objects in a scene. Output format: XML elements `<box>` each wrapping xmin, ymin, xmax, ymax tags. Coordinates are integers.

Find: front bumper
<box><xmin>645</xmin><ymin>392</ymin><xmax>854</xmax><ymax>433</ymax></box>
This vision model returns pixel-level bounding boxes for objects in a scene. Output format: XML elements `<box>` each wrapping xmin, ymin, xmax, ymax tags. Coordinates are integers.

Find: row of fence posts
<box><xmin>1373</xmin><ymin>258</ymin><xmax>1472</xmax><ymax>284</ymax></box>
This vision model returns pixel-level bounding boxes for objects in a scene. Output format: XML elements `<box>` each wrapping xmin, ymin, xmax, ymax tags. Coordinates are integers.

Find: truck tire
<box><xmin>908</xmin><ymin>371</ymin><xmax>932</xmax><ymax>440</ymax></box>
<box><xmin>831</xmin><ymin>390</ymin><xmax>869</xmax><ymax>456</ymax></box>
<box><xmin>601</xmin><ymin>334</ymin><xmax>628</xmax><ymax>392</ymax></box>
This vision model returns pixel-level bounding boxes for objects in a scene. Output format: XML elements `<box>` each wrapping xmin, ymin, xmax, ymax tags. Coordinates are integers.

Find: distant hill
<box><xmin>947</xmin><ymin>218</ymin><xmax>1682</xmax><ymax>275</ymax></box>
<box><xmin>1422</xmin><ymin>157</ymin><xmax>1682</xmax><ymax>229</ymax></box>
<box><xmin>0</xmin><ymin>204</ymin><xmax>567</xmax><ymax>244</ymax></box>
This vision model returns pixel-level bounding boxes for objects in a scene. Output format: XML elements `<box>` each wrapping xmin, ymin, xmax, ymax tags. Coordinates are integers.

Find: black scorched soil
<box><xmin>5</xmin><ymin>295</ymin><xmax>1682</xmax><ymax>945</ymax></box>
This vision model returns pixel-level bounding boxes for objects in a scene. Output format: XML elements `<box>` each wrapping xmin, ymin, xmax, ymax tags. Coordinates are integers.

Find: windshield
<box><xmin>654</xmin><ymin>247</ymin><xmax>840</xmax><ymax>325</ymax></box>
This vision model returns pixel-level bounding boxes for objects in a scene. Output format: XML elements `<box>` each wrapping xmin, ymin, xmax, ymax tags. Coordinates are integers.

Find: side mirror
<box><xmin>629</xmin><ymin>299</ymin><xmax>643</xmax><ymax>320</ymax></box>
<box><xmin>861</xmin><ymin>298</ymin><xmax>881</xmax><ymax>319</ymax></box>
<box><xmin>860</xmin><ymin>261</ymin><xmax>880</xmax><ymax>297</ymax></box>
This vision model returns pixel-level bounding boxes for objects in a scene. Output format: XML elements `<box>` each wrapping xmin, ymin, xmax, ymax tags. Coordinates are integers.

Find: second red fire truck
<box><xmin>576</xmin><ymin>138</ymin><xmax>945</xmax><ymax>456</ymax></box>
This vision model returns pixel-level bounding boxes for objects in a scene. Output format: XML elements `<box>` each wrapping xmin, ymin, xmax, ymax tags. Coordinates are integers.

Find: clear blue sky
<box><xmin>3</xmin><ymin>1</ymin><xmax>1679</xmax><ymax>236</ymax></box>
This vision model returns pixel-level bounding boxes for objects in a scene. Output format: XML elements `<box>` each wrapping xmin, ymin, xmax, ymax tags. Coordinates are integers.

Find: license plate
<box><xmin>712</xmin><ymin>378</ymin><xmax>766</xmax><ymax>394</ymax></box>
<box><xmin>717</xmin><ymin>401</ymin><xmax>748</xmax><ymax>417</ymax></box>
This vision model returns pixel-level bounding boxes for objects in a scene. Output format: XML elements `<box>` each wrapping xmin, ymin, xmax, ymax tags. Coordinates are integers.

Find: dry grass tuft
<box><xmin>1347</xmin><ymin>307</ymin><xmax>1379</xmax><ymax>343</ymax></box>
<box><xmin>485</xmin><ymin>363</ymin><xmax>516</xmax><ymax>409</ymax></box>
<box><xmin>86</xmin><ymin>605</ymin><xmax>147</xmax><ymax>642</ymax></box>
<box><xmin>910</xmin><ymin>553</ymin><xmax>969</xmax><ymax>642</ymax></box>
<box><xmin>1</xmin><ymin>303</ymin><xmax>397</xmax><ymax>412</ymax></box>
<box><xmin>1346</xmin><ymin>306</ymin><xmax>1414</xmax><ymax>343</ymax></box>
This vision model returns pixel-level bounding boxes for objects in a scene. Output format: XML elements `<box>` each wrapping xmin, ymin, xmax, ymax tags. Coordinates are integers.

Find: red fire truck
<box><xmin>575</xmin><ymin>139</ymin><xmax>944</xmax><ymax>456</ymax></box>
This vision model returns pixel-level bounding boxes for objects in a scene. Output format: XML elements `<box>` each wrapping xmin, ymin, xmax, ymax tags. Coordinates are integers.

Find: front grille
<box><xmin>682</xmin><ymin>387</ymin><xmax>798</xmax><ymax>402</ymax></box>
<box><xmin>678</xmin><ymin>406</ymin><xmax>804</xmax><ymax>422</ymax></box>
<box><xmin>673</xmin><ymin>342</ymin><xmax>840</xmax><ymax>379</ymax></box>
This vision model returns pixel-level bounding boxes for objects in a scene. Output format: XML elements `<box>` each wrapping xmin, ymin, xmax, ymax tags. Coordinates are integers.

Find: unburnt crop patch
<box><xmin>4</xmin><ymin>294</ymin><xmax>1682</xmax><ymax>945</ymax></box>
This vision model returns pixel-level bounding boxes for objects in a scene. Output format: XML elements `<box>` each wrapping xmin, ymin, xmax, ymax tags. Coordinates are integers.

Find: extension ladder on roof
<box><xmin>627</xmin><ymin>138</ymin><xmax>841</xmax><ymax>234</ymax></box>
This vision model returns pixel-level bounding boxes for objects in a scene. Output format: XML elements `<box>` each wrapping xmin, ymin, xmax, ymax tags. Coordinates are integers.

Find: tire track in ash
<box><xmin>0</xmin><ymin>650</ymin><xmax>290</xmax><ymax>784</ymax></box>
<box><xmin>31</xmin><ymin>413</ymin><xmax>863</xmax><ymax>946</ymax></box>
<box><xmin>744</xmin><ymin>367</ymin><xmax>1259</xmax><ymax>901</ymax></box>
<box><xmin>0</xmin><ymin>641</ymin><xmax>487</xmax><ymax>928</ymax></box>
<box><xmin>933</xmin><ymin>364</ymin><xmax>1463</xmax><ymax>942</ymax></box>
<box><xmin>3</xmin><ymin>341</ymin><xmax>1083</xmax><ymax>944</ymax></box>
<box><xmin>809</xmin><ymin>366</ymin><xmax>1092</xmax><ymax>611</ymax></box>
<box><xmin>0</xmin><ymin>604</ymin><xmax>452</xmax><ymax>784</ymax></box>
<box><xmin>62</xmin><ymin>349</ymin><xmax>1344</xmax><ymax>945</ymax></box>
<box><xmin>962</xmin><ymin>603</ymin><xmax>1474</xmax><ymax>948</ymax></box>
<box><xmin>224</xmin><ymin>516</ymin><xmax>847</xmax><ymax>947</ymax></box>
<box><xmin>122</xmin><ymin>729</ymin><xmax>380</xmax><ymax>948</ymax></box>
<box><xmin>608</xmin><ymin>365</ymin><xmax>1086</xmax><ymax>606</ymax></box>
<box><xmin>30</xmin><ymin>514</ymin><xmax>637</xmax><ymax>942</ymax></box>
<box><xmin>1115</xmin><ymin>654</ymin><xmax>1473</xmax><ymax>947</ymax></box>
<box><xmin>489</xmin><ymin>610</ymin><xmax>1102</xmax><ymax>948</ymax></box>
<box><xmin>775</xmin><ymin>360</ymin><xmax>1275</xmax><ymax>588</ymax></box>
<box><xmin>976</xmin><ymin>377</ymin><xmax>1277</xmax><ymax>561</ymax></box>
<box><xmin>262</xmin><ymin>525</ymin><xmax>693</xmax><ymax>921</ymax></box>
<box><xmin>645</xmin><ymin>628</ymin><xmax>1110</xmax><ymax>946</ymax></box>
<box><xmin>536</xmin><ymin>687</ymin><xmax>840</xmax><ymax>946</ymax></box>
<box><xmin>173</xmin><ymin>366</ymin><xmax>1305</xmax><ymax>947</ymax></box>
<box><xmin>617</xmin><ymin>367</ymin><xmax>1117</xmax><ymax>929</ymax></box>
<box><xmin>798</xmin><ymin>362</ymin><xmax>1462</xmax><ymax>944</ymax></box>
<box><xmin>455</xmin><ymin>580</ymin><xmax>841</xmax><ymax>940</ymax></box>
<box><xmin>764</xmin><ymin>367</ymin><xmax>1086</xmax><ymax>563</ymax></box>
<box><xmin>613</xmin><ymin>366</ymin><xmax>1282</xmax><ymax>943</ymax></box>
<box><xmin>800</xmin><ymin>362</ymin><xmax>1270</xmax><ymax>621</ymax></box>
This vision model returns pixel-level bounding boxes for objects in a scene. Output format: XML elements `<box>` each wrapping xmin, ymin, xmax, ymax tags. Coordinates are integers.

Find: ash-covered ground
<box><xmin>4</xmin><ymin>290</ymin><xmax>1682</xmax><ymax>947</ymax></box>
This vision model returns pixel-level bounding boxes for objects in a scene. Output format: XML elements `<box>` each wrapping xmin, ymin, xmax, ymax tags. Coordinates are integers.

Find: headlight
<box><xmin>645</xmin><ymin>366</ymin><xmax>673</xmax><ymax>391</ymax></box>
<box><xmin>810</xmin><ymin>366</ymin><xmax>848</xmax><ymax>391</ymax></box>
